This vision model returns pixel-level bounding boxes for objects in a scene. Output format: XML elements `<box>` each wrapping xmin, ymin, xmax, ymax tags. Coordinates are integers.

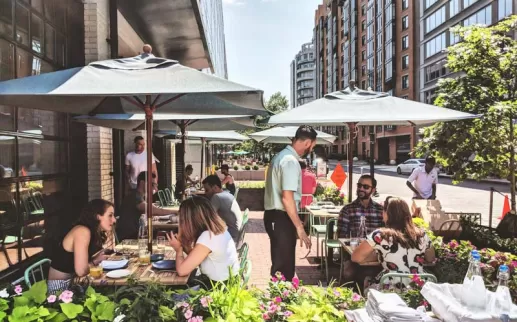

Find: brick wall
<box><xmin>83</xmin><ymin>0</ymin><xmax>113</xmax><ymax>202</ymax></box>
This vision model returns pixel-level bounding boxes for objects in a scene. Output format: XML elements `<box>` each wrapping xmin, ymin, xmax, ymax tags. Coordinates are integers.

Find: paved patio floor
<box><xmin>244</xmin><ymin>211</ymin><xmax>343</xmax><ymax>289</ymax></box>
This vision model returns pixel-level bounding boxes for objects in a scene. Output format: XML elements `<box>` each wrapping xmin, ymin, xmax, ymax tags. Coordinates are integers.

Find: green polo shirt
<box><xmin>264</xmin><ymin>145</ymin><xmax>302</xmax><ymax>211</ymax></box>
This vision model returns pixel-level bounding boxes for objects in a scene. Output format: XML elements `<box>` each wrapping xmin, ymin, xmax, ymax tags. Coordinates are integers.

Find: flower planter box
<box><xmin>236</xmin><ymin>188</ymin><xmax>264</xmax><ymax>211</ymax></box>
<box><xmin>216</xmin><ymin>170</ymin><xmax>265</xmax><ymax>181</ymax></box>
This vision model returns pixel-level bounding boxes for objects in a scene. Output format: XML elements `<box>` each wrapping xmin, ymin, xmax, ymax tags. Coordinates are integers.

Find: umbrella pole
<box><xmin>200</xmin><ymin>138</ymin><xmax>206</xmax><ymax>179</ymax></box>
<box><xmin>181</xmin><ymin>123</ymin><xmax>186</xmax><ymax>199</ymax></box>
<box><xmin>145</xmin><ymin>95</ymin><xmax>154</xmax><ymax>253</ymax></box>
<box><xmin>347</xmin><ymin>123</ymin><xmax>357</xmax><ymax>203</ymax></box>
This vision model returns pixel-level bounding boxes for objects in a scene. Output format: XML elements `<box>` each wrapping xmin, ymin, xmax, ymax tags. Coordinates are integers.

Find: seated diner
<box><xmin>220</xmin><ymin>164</ymin><xmax>236</xmax><ymax>195</ymax></box>
<box><xmin>166</xmin><ymin>196</ymin><xmax>239</xmax><ymax>288</ymax></box>
<box><xmin>351</xmin><ymin>196</ymin><xmax>435</xmax><ymax>290</ymax></box>
<box><xmin>47</xmin><ymin>199</ymin><xmax>116</xmax><ymax>294</ymax></box>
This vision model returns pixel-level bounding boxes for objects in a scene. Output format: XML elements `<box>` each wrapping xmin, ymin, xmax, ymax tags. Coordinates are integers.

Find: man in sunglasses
<box><xmin>264</xmin><ymin>125</ymin><xmax>317</xmax><ymax>281</ymax></box>
<box><xmin>337</xmin><ymin>174</ymin><xmax>384</xmax><ymax>239</ymax></box>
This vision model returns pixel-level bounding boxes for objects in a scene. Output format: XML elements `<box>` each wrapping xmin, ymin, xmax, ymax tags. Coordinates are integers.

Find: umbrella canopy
<box><xmin>268</xmin><ymin>87</ymin><xmax>477</xmax><ymax>126</ymax></box>
<box><xmin>74</xmin><ymin>114</ymin><xmax>256</xmax><ymax>131</ymax></box>
<box><xmin>0</xmin><ymin>52</ymin><xmax>266</xmax><ymax>252</ymax></box>
<box><xmin>0</xmin><ymin>54</ymin><xmax>265</xmax><ymax>116</ymax></box>
<box><xmin>249</xmin><ymin>126</ymin><xmax>336</xmax><ymax>145</ymax></box>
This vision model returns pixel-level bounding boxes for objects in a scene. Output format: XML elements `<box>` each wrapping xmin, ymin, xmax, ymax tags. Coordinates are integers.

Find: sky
<box><xmin>222</xmin><ymin>0</ymin><xmax>322</xmax><ymax>104</ymax></box>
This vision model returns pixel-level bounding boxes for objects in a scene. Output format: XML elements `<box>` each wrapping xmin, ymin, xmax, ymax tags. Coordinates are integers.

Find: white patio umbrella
<box><xmin>0</xmin><ymin>52</ymin><xmax>266</xmax><ymax>251</ymax></box>
<box><xmin>249</xmin><ymin>126</ymin><xmax>336</xmax><ymax>145</ymax></box>
<box><xmin>268</xmin><ymin>86</ymin><xmax>478</xmax><ymax>202</ymax></box>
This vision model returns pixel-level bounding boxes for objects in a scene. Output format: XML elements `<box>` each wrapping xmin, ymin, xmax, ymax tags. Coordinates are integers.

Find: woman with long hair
<box><xmin>47</xmin><ymin>199</ymin><xmax>116</xmax><ymax>294</ymax></box>
<box><xmin>166</xmin><ymin>196</ymin><xmax>239</xmax><ymax>285</ymax></box>
<box><xmin>220</xmin><ymin>164</ymin><xmax>236</xmax><ymax>195</ymax></box>
<box><xmin>351</xmin><ymin>197</ymin><xmax>435</xmax><ymax>289</ymax></box>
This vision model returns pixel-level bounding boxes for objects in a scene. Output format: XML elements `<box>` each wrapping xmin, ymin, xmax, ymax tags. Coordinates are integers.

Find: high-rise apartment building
<box><xmin>290</xmin><ymin>42</ymin><xmax>316</xmax><ymax>108</ymax></box>
<box><xmin>419</xmin><ymin>0</ymin><xmax>515</xmax><ymax>105</ymax></box>
<box><xmin>314</xmin><ymin>0</ymin><xmax>418</xmax><ymax>163</ymax></box>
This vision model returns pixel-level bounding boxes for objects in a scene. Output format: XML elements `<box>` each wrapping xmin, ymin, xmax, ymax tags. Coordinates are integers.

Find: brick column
<box><xmin>83</xmin><ymin>0</ymin><xmax>113</xmax><ymax>202</ymax></box>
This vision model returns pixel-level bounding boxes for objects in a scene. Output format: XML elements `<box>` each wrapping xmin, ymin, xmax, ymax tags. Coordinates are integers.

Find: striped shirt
<box><xmin>337</xmin><ymin>198</ymin><xmax>384</xmax><ymax>238</ymax></box>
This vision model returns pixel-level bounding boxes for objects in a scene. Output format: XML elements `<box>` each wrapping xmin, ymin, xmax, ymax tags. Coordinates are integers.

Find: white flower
<box><xmin>114</xmin><ymin>314</ymin><xmax>125</xmax><ymax>322</ymax></box>
<box><xmin>0</xmin><ymin>288</ymin><xmax>8</xmax><ymax>298</ymax></box>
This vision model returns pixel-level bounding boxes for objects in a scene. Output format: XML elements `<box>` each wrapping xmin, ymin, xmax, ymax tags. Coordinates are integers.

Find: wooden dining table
<box><xmin>339</xmin><ymin>238</ymin><xmax>381</xmax><ymax>266</ymax></box>
<box><xmin>90</xmin><ymin>244</ymin><xmax>189</xmax><ymax>287</ymax></box>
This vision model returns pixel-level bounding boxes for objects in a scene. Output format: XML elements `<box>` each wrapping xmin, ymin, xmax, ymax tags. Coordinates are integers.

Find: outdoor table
<box><xmin>339</xmin><ymin>238</ymin><xmax>380</xmax><ymax>266</ymax></box>
<box><xmin>93</xmin><ymin>245</ymin><xmax>189</xmax><ymax>287</ymax></box>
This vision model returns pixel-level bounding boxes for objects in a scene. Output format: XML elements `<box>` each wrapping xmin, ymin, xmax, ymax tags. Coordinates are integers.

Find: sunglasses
<box><xmin>356</xmin><ymin>183</ymin><xmax>372</xmax><ymax>190</ymax></box>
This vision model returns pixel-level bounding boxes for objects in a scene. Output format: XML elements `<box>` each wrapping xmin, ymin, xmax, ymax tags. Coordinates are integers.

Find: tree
<box><xmin>265</xmin><ymin>92</ymin><xmax>289</xmax><ymax>114</ymax></box>
<box><xmin>416</xmin><ymin>16</ymin><xmax>517</xmax><ymax>208</ymax></box>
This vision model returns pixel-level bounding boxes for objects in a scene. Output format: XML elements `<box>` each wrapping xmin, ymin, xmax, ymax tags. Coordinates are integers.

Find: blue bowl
<box><xmin>150</xmin><ymin>254</ymin><xmax>164</xmax><ymax>262</ymax></box>
<box><xmin>152</xmin><ymin>260</ymin><xmax>176</xmax><ymax>270</ymax></box>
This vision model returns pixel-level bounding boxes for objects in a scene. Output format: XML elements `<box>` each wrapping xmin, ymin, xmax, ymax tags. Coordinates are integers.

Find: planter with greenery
<box><xmin>245</xmin><ymin>166</ymin><xmax>251</xmax><ymax>170</ymax></box>
<box><xmin>233</xmin><ymin>166</ymin><xmax>239</xmax><ymax>171</ymax></box>
<box><xmin>252</xmin><ymin>166</ymin><xmax>259</xmax><ymax>171</ymax></box>
<box><xmin>314</xmin><ymin>185</ymin><xmax>346</xmax><ymax>206</ymax></box>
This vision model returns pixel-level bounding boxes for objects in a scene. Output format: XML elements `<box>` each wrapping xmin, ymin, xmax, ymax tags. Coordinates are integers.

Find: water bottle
<box><xmin>489</xmin><ymin>265</ymin><xmax>512</xmax><ymax>321</ymax></box>
<box><xmin>358</xmin><ymin>216</ymin><xmax>367</xmax><ymax>240</ymax></box>
<box><xmin>462</xmin><ymin>251</ymin><xmax>486</xmax><ymax>311</ymax></box>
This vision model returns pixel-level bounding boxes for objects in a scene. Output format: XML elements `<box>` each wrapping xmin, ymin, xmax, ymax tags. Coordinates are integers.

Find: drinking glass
<box><xmin>138</xmin><ymin>250</ymin><xmax>151</xmax><ymax>265</ymax></box>
<box><xmin>89</xmin><ymin>264</ymin><xmax>103</xmax><ymax>278</ymax></box>
<box><xmin>349</xmin><ymin>231</ymin><xmax>359</xmax><ymax>250</ymax></box>
<box><xmin>138</xmin><ymin>239</ymin><xmax>148</xmax><ymax>252</ymax></box>
<box><xmin>156</xmin><ymin>236</ymin><xmax>166</xmax><ymax>255</ymax></box>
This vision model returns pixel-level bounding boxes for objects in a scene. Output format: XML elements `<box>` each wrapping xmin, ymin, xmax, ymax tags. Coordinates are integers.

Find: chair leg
<box><xmin>316</xmin><ymin>234</ymin><xmax>320</xmax><ymax>258</ymax></box>
<box><xmin>338</xmin><ymin>248</ymin><xmax>343</xmax><ymax>285</ymax></box>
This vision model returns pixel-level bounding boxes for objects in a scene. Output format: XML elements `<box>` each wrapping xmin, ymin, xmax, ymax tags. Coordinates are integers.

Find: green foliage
<box><xmin>245</xmin><ymin>166</ymin><xmax>251</xmax><ymax>170</ymax></box>
<box><xmin>237</xmin><ymin>181</ymin><xmax>265</xmax><ymax>189</ymax></box>
<box><xmin>416</xmin><ymin>16</ymin><xmax>517</xmax><ymax>183</ymax></box>
<box><xmin>315</xmin><ymin>186</ymin><xmax>346</xmax><ymax>206</ymax></box>
<box><xmin>252</xmin><ymin>165</ymin><xmax>259</xmax><ymax>170</ymax></box>
<box><xmin>233</xmin><ymin>165</ymin><xmax>239</xmax><ymax>171</ymax></box>
<box><xmin>265</xmin><ymin>92</ymin><xmax>289</xmax><ymax>115</ymax></box>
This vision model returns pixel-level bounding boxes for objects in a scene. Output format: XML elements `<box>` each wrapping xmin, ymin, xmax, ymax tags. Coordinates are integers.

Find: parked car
<box><xmin>396</xmin><ymin>159</ymin><xmax>426</xmax><ymax>175</ymax></box>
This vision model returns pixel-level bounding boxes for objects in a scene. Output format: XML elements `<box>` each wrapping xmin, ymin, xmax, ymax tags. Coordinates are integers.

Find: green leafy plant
<box><xmin>233</xmin><ymin>165</ymin><xmax>239</xmax><ymax>171</ymax></box>
<box><xmin>316</xmin><ymin>186</ymin><xmax>346</xmax><ymax>205</ymax></box>
<box><xmin>237</xmin><ymin>181</ymin><xmax>265</xmax><ymax>189</ymax></box>
<box><xmin>245</xmin><ymin>166</ymin><xmax>251</xmax><ymax>170</ymax></box>
<box><xmin>252</xmin><ymin>165</ymin><xmax>259</xmax><ymax>170</ymax></box>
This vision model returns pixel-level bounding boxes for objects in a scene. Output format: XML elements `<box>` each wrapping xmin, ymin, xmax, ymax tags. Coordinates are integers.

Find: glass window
<box><xmin>450</xmin><ymin>0</ymin><xmax>460</xmax><ymax>17</ymax></box>
<box><xmin>402</xmin><ymin>0</ymin><xmax>408</xmax><ymax>10</ymax></box>
<box><xmin>425</xmin><ymin>0</ymin><xmax>438</xmax><ymax>9</ymax></box>
<box><xmin>0</xmin><ymin>105</ymin><xmax>15</xmax><ymax>131</ymax></box>
<box><xmin>31</xmin><ymin>13</ymin><xmax>43</xmax><ymax>54</ymax></box>
<box><xmin>15</xmin><ymin>2</ymin><xmax>29</xmax><ymax>47</ymax></box>
<box><xmin>0</xmin><ymin>135</ymin><xmax>15</xmax><ymax>178</ymax></box>
<box><xmin>402</xmin><ymin>35</ymin><xmax>409</xmax><ymax>50</ymax></box>
<box><xmin>16</xmin><ymin>48</ymin><xmax>53</xmax><ymax>78</ymax></box>
<box><xmin>0</xmin><ymin>39</ymin><xmax>15</xmax><ymax>81</ymax></box>
<box><xmin>0</xmin><ymin>0</ymin><xmax>13</xmax><ymax>37</ymax></box>
<box><xmin>425</xmin><ymin>5</ymin><xmax>446</xmax><ymax>33</ymax></box>
<box><xmin>402</xmin><ymin>15</ymin><xmax>409</xmax><ymax>30</ymax></box>
<box><xmin>362</xmin><ymin>20</ymin><xmax>365</xmax><ymax>31</ymax></box>
<box><xmin>0</xmin><ymin>183</ymin><xmax>16</xmax><ymax>228</ymax></box>
<box><xmin>45</xmin><ymin>24</ymin><xmax>54</xmax><ymax>60</ymax></box>
<box><xmin>402</xmin><ymin>55</ymin><xmax>409</xmax><ymax>69</ymax></box>
<box><xmin>464</xmin><ymin>5</ymin><xmax>492</xmax><ymax>26</ymax></box>
<box><xmin>385</xmin><ymin>60</ymin><xmax>393</xmax><ymax>81</ymax></box>
<box><xmin>31</xmin><ymin>0</ymin><xmax>43</xmax><ymax>12</ymax></box>
<box><xmin>18</xmin><ymin>139</ymin><xmax>67</xmax><ymax>176</ymax></box>
<box><xmin>18</xmin><ymin>108</ymin><xmax>66</xmax><ymax>137</ymax></box>
<box><xmin>425</xmin><ymin>32</ymin><xmax>446</xmax><ymax>58</ymax></box>
<box><xmin>499</xmin><ymin>0</ymin><xmax>513</xmax><ymax>20</ymax></box>
<box><xmin>44</xmin><ymin>0</ymin><xmax>54</xmax><ymax>21</ymax></box>
<box><xmin>463</xmin><ymin>0</ymin><xmax>478</xmax><ymax>9</ymax></box>
<box><xmin>402</xmin><ymin>75</ymin><xmax>409</xmax><ymax>89</ymax></box>
<box><xmin>55</xmin><ymin>32</ymin><xmax>65</xmax><ymax>67</ymax></box>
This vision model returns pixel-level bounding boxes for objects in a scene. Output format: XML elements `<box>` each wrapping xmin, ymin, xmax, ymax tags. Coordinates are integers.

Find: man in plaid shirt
<box><xmin>337</xmin><ymin>174</ymin><xmax>384</xmax><ymax>238</ymax></box>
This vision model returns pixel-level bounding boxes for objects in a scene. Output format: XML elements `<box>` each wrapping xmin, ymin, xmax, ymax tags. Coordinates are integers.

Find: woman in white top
<box><xmin>167</xmin><ymin>196</ymin><xmax>239</xmax><ymax>284</ymax></box>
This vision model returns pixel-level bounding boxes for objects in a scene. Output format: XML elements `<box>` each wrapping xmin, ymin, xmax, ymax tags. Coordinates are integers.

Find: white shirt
<box><xmin>125</xmin><ymin>151</ymin><xmax>159</xmax><ymax>186</ymax></box>
<box><xmin>407</xmin><ymin>167</ymin><xmax>438</xmax><ymax>199</ymax></box>
<box><xmin>264</xmin><ymin>145</ymin><xmax>301</xmax><ymax>211</ymax></box>
<box><xmin>196</xmin><ymin>230</ymin><xmax>239</xmax><ymax>281</ymax></box>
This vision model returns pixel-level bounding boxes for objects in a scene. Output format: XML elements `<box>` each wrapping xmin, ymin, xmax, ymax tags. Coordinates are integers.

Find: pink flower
<box><xmin>184</xmin><ymin>309</ymin><xmax>193</xmax><ymax>319</ymax></box>
<box><xmin>280</xmin><ymin>275</ymin><xmax>286</xmax><ymax>282</ymax></box>
<box><xmin>510</xmin><ymin>261</ymin><xmax>517</xmax><ymax>269</ymax></box>
<box><xmin>14</xmin><ymin>285</ymin><xmax>22</xmax><ymax>295</ymax></box>
<box><xmin>352</xmin><ymin>293</ymin><xmax>362</xmax><ymax>302</ymax></box>
<box><xmin>284</xmin><ymin>311</ymin><xmax>293</xmax><ymax>317</ymax></box>
<box><xmin>200</xmin><ymin>296</ymin><xmax>212</xmax><ymax>308</ymax></box>
<box><xmin>260</xmin><ymin>304</ymin><xmax>265</xmax><ymax>310</ymax></box>
<box><xmin>268</xmin><ymin>304</ymin><xmax>278</xmax><ymax>313</ymax></box>
<box><xmin>333</xmin><ymin>290</ymin><xmax>341</xmax><ymax>297</ymax></box>
<box><xmin>274</xmin><ymin>296</ymin><xmax>282</xmax><ymax>303</ymax></box>
<box><xmin>47</xmin><ymin>295</ymin><xmax>56</xmax><ymax>303</ymax></box>
<box><xmin>262</xmin><ymin>313</ymin><xmax>270</xmax><ymax>320</ymax></box>
<box><xmin>282</xmin><ymin>290</ymin><xmax>290</xmax><ymax>297</ymax></box>
<box><xmin>271</xmin><ymin>276</ymin><xmax>278</xmax><ymax>283</ymax></box>
<box><xmin>411</xmin><ymin>275</ymin><xmax>425</xmax><ymax>288</ymax></box>
<box><xmin>188</xmin><ymin>317</ymin><xmax>203</xmax><ymax>322</ymax></box>
<box><xmin>59</xmin><ymin>290</ymin><xmax>73</xmax><ymax>303</ymax></box>
<box><xmin>421</xmin><ymin>300</ymin><xmax>429</xmax><ymax>308</ymax></box>
<box><xmin>292</xmin><ymin>276</ymin><xmax>300</xmax><ymax>289</ymax></box>
<box><xmin>448</xmin><ymin>240</ymin><xmax>458</xmax><ymax>249</ymax></box>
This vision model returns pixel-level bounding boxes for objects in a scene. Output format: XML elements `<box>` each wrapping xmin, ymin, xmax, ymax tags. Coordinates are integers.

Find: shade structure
<box><xmin>0</xmin><ymin>53</ymin><xmax>266</xmax><ymax>252</ymax></box>
<box><xmin>268</xmin><ymin>86</ymin><xmax>478</xmax><ymax>202</ymax></box>
<box><xmin>268</xmin><ymin>87</ymin><xmax>477</xmax><ymax>126</ymax></box>
<box><xmin>74</xmin><ymin>114</ymin><xmax>256</xmax><ymax>131</ymax></box>
<box><xmin>249</xmin><ymin>126</ymin><xmax>336</xmax><ymax>145</ymax></box>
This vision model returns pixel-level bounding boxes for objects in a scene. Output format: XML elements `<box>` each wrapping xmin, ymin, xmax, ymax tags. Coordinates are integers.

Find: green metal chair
<box><xmin>236</xmin><ymin>209</ymin><xmax>249</xmax><ymax>247</ymax></box>
<box><xmin>241</xmin><ymin>259</ymin><xmax>252</xmax><ymax>286</ymax></box>
<box><xmin>238</xmin><ymin>242</ymin><xmax>249</xmax><ymax>270</ymax></box>
<box><xmin>320</xmin><ymin>218</ymin><xmax>343</xmax><ymax>284</ymax></box>
<box><xmin>157</xmin><ymin>190</ymin><xmax>167</xmax><ymax>207</ymax></box>
<box><xmin>233</xmin><ymin>187</ymin><xmax>240</xmax><ymax>200</ymax></box>
<box><xmin>24</xmin><ymin>258</ymin><xmax>51</xmax><ymax>287</ymax></box>
<box><xmin>164</xmin><ymin>188</ymin><xmax>176</xmax><ymax>205</ymax></box>
<box><xmin>241</xmin><ymin>208</ymin><xmax>249</xmax><ymax>226</ymax></box>
<box><xmin>379</xmin><ymin>272</ymin><xmax>438</xmax><ymax>292</ymax></box>
<box><xmin>309</xmin><ymin>210</ymin><xmax>328</xmax><ymax>258</ymax></box>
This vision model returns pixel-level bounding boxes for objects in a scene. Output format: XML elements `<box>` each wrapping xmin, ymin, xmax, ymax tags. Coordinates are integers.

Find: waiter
<box><xmin>264</xmin><ymin>125</ymin><xmax>317</xmax><ymax>280</ymax></box>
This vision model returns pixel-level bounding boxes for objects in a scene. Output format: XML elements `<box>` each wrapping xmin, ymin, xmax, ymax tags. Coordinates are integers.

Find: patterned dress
<box><xmin>365</xmin><ymin>228</ymin><xmax>431</xmax><ymax>288</ymax></box>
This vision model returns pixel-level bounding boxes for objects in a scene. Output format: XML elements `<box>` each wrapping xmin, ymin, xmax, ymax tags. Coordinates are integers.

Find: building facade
<box><xmin>419</xmin><ymin>0</ymin><xmax>516</xmax><ymax>105</ymax></box>
<box><xmin>312</xmin><ymin>0</ymin><xmax>420</xmax><ymax>163</ymax></box>
<box><xmin>290</xmin><ymin>42</ymin><xmax>316</xmax><ymax>108</ymax></box>
<box><xmin>0</xmin><ymin>0</ymin><xmax>225</xmax><ymax>281</ymax></box>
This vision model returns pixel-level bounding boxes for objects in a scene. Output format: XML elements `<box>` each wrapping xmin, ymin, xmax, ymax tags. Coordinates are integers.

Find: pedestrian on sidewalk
<box><xmin>406</xmin><ymin>156</ymin><xmax>438</xmax><ymax>200</ymax></box>
<box><xmin>264</xmin><ymin>125</ymin><xmax>317</xmax><ymax>281</ymax></box>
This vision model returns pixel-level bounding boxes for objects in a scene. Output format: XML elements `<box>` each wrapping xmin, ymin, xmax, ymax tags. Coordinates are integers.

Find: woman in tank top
<box><xmin>47</xmin><ymin>199</ymin><xmax>116</xmax><ymax>294</ymax></box>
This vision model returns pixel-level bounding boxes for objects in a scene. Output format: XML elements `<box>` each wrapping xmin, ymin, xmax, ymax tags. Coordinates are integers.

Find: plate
<box><xmin>328</xmin><ymin>209</ymin><xmax>341</xmax><ymax>214</ymax></box>
<box><xmin>106</xmin><ymin>269</ymin><xmax>131</xmax><ymax>279</ymax></box>
<box><xmin>308</xmin><ymin>206</ymin><xmax>321</xmax><ymax>210</ymax></box>
<box><xmin>151</xmin><ymin>254</ymin><xmax>164</xmax><ymax>262</ymax></box>
<box><xmin>152</xmin><ymin>260</ymin><xmax>176</xmax><ymax>270</ymax></box>
<box><xmin>101</xmin><ymin>259</ymin><xmax>128</xmax><ymax>270</ymax></box>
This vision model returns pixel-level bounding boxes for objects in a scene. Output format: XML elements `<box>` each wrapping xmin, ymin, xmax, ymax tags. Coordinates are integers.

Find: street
<box><xmin>327</xmin><ymin>161</ymin><xmax>510</xmax><ymax>227</ymax></box>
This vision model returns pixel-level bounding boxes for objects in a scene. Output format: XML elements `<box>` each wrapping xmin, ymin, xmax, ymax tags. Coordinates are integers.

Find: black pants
<box><xmin>264</xmin><ymin>209</ymin><xmax>297</xmax><ymax>281</ymax></box>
